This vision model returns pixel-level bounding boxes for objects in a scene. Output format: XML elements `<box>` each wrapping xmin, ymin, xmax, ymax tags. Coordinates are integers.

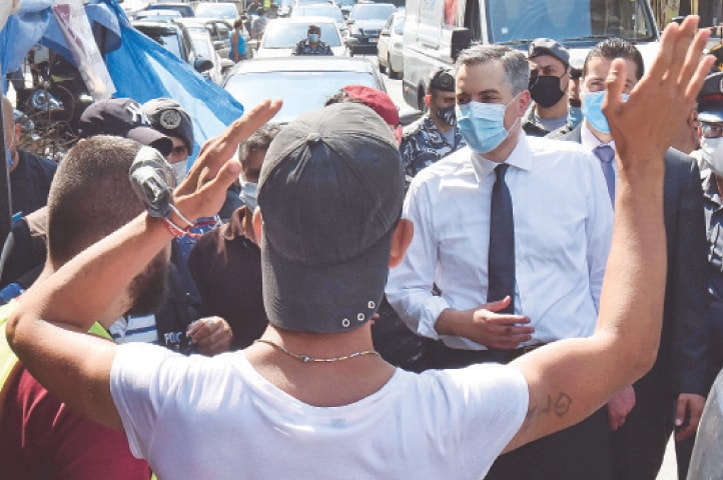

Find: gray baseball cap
<box><xmin>258</xmin><ymin>102</ymin><xmax>405</xmax><ymax>333</ymax></box>
<box><xmin>528</xmin><ymin>38</ymin><xmax>570</xmax><ymax>67</ymax></box>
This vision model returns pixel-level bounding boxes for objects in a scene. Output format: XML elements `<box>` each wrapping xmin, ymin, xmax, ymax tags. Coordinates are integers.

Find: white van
<box><xmin>402</xmin><ymin>0</ymin><xmax>660</xmax><ymax>110</ymax></box>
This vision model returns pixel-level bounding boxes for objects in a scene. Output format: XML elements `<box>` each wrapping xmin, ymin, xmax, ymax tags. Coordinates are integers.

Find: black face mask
<box><xmin>529</xmin><ymin>75</ymin><xmax>566</xmax><ymax>108</ymax></box>
<box><xmin>435</xmin><ymin>106</ymin><xmax>457</xmax><ymax>127</ymax></box>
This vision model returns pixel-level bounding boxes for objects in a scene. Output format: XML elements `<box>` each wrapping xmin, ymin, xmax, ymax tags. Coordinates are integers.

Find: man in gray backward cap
<box><xmin>3</xmin><ymin>18</ymin><xmax>714</xmax><ymax>478</ymax></box>
<box><xmin>524</xmin><ymin>38</ymin><xmax>571</xmax><ymax>136</ymax></box>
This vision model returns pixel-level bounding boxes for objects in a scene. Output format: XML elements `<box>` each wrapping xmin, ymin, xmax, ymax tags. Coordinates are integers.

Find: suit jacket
<box><xmin>558</xmin><ymin>125</ymin><xmax>710</xmax><ymax>397</ymax></box>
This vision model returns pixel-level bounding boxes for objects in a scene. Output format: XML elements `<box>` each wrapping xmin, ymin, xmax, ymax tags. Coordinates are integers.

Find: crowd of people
<box><xmin>0</xmin><ymin>14</ymin><xmax>721</xmax><ymax>480</ymax></box>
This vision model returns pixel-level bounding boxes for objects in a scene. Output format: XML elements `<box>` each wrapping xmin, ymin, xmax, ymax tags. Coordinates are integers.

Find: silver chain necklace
<box><xmin>254</xmin><ymin>339</ymin><xmax>380</xmax><ymax>363</ymax></box>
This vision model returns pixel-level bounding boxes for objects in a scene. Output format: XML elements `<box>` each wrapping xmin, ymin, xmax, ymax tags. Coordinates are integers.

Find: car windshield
<box><xmin>350</xmin><ymin>4</ymin><xmax>395</xmax><ymax>20</ymax></box>
<box><xmin>486</xmin><ymin>0</ymin><xmax>657</xmax><ymax>44</ymax></box>
<box><xmin>262</xmin><ymin>23</ymin><xmax>342</xmax><ymax>48</ymax></box>
<box><xmin>136</xmin><ymin>26</ymin><xmax>184</xmax><ymax>58</ymax></box>
<box><xmin>226</xmin><ymin>70</ymin><xmax>379</xmax><ymax>123</ymax></box>
<box><xmin>195</xmin><ymin>3</ymin><xmax>238</xmax><ymax>19</ymax></box>
<box><xmin>292</xmin><ymin>6</ymin><xmax>344</xmax><ymax>23</ymax></box>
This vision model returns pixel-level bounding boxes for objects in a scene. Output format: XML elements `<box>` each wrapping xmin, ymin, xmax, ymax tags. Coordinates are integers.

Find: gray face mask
<box><xmin>239</xmin><ymin>180</ymin><xmax>258</xmax><ymax>211</ymax></box>
<box><xmin>171</xmin><ymin>160</ymin><xmax>188</xmax><ymax>187</ymax></box>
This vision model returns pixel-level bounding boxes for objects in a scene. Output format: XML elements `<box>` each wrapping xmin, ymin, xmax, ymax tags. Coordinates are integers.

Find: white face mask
<box><xmin>239</xmin><ymin>180</ymin><xmax>258</xmax><ymax>211</ymax></box>
<box><xmin>170</xmin><ymin>161</ymin><xmax>188</xmax><ymax>187</ymax></box>
<box><xmin>701</xmin><ymin>137</ymin><xmax>723</xmax><ymax>176</ymax></box>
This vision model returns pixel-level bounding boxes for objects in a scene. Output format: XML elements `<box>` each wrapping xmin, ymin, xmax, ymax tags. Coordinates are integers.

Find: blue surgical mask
<box><xmin>567</xmin><ymin>105</ymin><xmax>583</xmax><ymax>129</ymax></box>
<box><xmin>239</xmin><ymin>180</ymin><xmax>258</xmax><ymax>211</ymax></box>
<box><xmin>582</xmin><ymin>91</ymin><xmax>629</xmax><ymax>134</ymax></box>
<box><xmin>308</xmin><ymin>33</ymin><xmax>319</xmax><ymax>43</ymax></box>
<box><xmin>455</xmin><ymin>96</ymin><xmax>518</xmax><ymax>153</ymax></box>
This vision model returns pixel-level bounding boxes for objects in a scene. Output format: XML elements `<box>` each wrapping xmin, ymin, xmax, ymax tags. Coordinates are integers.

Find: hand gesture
<box><xmin>187</xmin><ymin>316</ymin><xmax>234</xmax><ymax>356</ymax></box>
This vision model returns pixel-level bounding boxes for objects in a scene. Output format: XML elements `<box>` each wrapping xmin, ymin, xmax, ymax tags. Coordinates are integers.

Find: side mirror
<box><xmin>194</xmin><ymin>58</ymin><xmax>214</xmax><ymax>73</ymax></box>
<box><xmin>380</xmin><ymin>28</ymin><xmax>390</xmax><ymax>36</ymax></box>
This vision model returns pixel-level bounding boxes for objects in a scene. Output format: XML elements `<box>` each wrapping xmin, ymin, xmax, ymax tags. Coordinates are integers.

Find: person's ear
<box><xmin>515</xmin><ymin>90</ymin><xmax>531</xmax><ymax>117</ymax></box>
<box><xmin>688</xmin><ymin>110</ymin><xmax>699</xmax><ymax>130</ymax></box>
<box><xmin>424</xmin><ymin>94</ymin><xmax>431</xmax><ymax>106</ymax></box>
<box><xmin>389</xmin><ymin>219</ymin><xmax>413</xmax><ymax>268</ymax></box>
<box><xmin>253</xmin><ymin>208</ymin><xmax>263</xmax><ymax>242</ymax></box>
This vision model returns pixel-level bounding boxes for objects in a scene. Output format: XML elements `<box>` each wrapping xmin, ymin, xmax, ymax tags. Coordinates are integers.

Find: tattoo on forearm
<box><xmin>527</xmin><ymin>392</ymin><xmax>572</xmax><ymax>419</ymax></box>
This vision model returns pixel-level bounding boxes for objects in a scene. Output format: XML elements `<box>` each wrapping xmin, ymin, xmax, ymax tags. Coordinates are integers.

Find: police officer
<box><xmin>523</xmin><ymin>38</ymin><xmax>571</xmax><ymax>136</ymax></box>
<box><xmin>293</xmin><ymin>25</ymin><xmax>334</xmax><ymax>56</ymax></box>
<box><xmin>142</xmin><ymin>98</ymin><xmax>194</xmax><ymax>187</ymax></box>
<box><xmin>400</xmin><ymin>67</ymin><xmax>465</xmax><ymax>177</ymax></box>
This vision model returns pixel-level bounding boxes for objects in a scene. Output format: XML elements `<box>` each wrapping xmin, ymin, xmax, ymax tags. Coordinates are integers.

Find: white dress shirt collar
<box><xmin>581</xmin><ymin>122</ymin><xmax>616</xmax><ymax>151</ymax></box>
<box><xmin>470</xmin><ymin>135</ymin><xmax>534</xmax><ymax>182</ymax></box>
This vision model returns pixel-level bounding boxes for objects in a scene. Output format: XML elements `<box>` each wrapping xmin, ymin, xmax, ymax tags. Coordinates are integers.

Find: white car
<box><xmin>188</xmin><ymin>29</ymin><xmax>234</xmax><ymax>85</ymax></box>
<box><xmin>254</xmin><ymin>17</ymin><xmax>349</xmax><ymax>57</ymax></box>
<box><xmin>376</xmin><ymin>12</ymin><xmax>403</xmax><ymax>79</ymax></box>
<box><xmin>290</xmin><ymin>4</ymin><xmax>347</xmax><ymax>36</ymax></box>
<box><xmin>224</xmin><ymin>56</ymin><xmax>386</xmax><ymax>124</ymax></box>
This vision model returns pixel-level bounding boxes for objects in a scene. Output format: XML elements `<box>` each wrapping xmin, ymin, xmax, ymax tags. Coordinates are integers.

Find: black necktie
<box><xmin>487</xmin><ymin>163</ymin><xmax>515</xmax><ymax>314</ymax></box>
<box><xmin>594</xmin><ymin>144</ymin><xmax>616</xmax><ymax>203</ymax></box>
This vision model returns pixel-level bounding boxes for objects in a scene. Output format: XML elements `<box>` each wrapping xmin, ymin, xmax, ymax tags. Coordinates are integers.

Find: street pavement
<box><xmin>380</xmin><ymin>70</ymin><xmax>682</xmax><ymax>480</ymax></box>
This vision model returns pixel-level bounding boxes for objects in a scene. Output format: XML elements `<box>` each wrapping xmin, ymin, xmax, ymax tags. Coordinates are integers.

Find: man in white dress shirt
<box><xmin>385</xmin><ymin>44</ymin><xmax>614</xmax><ymax>479</ymax></box>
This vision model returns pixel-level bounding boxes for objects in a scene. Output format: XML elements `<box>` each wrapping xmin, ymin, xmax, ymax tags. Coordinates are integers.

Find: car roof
<box><xmin>228</xmin><ymin>56</ymin><xmax>376</xmax><ymax>75</ymax></box>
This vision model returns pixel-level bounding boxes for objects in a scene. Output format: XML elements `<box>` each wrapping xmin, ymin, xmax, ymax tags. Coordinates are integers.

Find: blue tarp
<box><xmin>0</xmin><ymin>0</ymin><xmax>245</xmax><ymax>164</ymax></box>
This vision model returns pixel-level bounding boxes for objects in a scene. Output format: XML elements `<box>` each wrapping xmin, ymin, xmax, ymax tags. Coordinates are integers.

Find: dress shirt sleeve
<box><xmin>584</xmin><ymin>153</ymin><xmax>614</xmax><ymax>312</ymax></box>
<box><xmin>385</xmin><ymin>179</ymin><xmax>450</xmax><ymax>340</ymax></box>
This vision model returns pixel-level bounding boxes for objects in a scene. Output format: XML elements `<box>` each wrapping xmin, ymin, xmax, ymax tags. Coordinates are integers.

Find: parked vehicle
<box><xmin>377</xmin><ymin>11</ymin><xmax>403</xmax><ymax>78</ymax></box>
<box><xmin>177</xmin><ymin>18</ymin><xmax>237</xmax><ymax>60</ymax></box>
<box><xmin>254</xmin><ymin>17</ymin><xmax>349</xmax><ymax>57</ymax></box>
<box><xmin>133</xmin><ymin>20</ymin><xmax>213</xmax><ymax>75</ymax></box>
<box><xmin>223</xmin><ymin>56</ymin><xmax>385</xmax><ymax>123</ymax></box>
<box><xmin>195</xmin><ymin>2</ymin><xmax>240</xmax><ymax>21</ymax></box>
<box><xmin>145</xmin><ymin>2</ymin><xmax>195</xmax><ymax>18</ymax></box>
<box><xmin>345</xmin><ymin>2</ymin><xmax>396</xmax><ymax>55</ymax></box>
<box><xmin>402</xmin><ymin>0</ymin><xmax>660</xmax><ymax>111</ymax></box>
<box><xmin>188</xmin><ymin>29</ymin><xmax>233</xmax><ymax>84</ymax></box>
<box><xmin>134</xmin><ymin>9</ymin><xmax>183</xmax><ymax>21</ymax></box>
<box><xmin>291</xmin><ymin>4</ymin><xmax>347</xmax><ymax>36</ymax></box>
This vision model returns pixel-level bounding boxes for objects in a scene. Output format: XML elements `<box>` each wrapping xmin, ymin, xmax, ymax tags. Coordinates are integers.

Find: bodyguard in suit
<box><xmin>553</xmin><ymin>37</ymin><xmax>709</xmax><ymax>480</ymax></box>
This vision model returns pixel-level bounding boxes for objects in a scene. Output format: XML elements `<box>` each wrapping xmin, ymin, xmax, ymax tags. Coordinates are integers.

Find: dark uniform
<box><xmin>293</xmin><ymin>40</ymin><xmax>333</xmax><ymax>56</ymax></box>
<box><xmin>400</xmin><ymin>117</ymin><xmax>464</xmax><ymax>177</ymax></box>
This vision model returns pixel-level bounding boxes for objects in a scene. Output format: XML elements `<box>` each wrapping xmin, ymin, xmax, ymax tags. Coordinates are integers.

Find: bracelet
<box><xmin>162</xmin><ymin>217</ymin><xmax>201</xmax><ymax>238</ymax></box>
<box><xmin>169</xmin><ymin>203</ymin><xmax>195</xmax><ymax>229</ymax></box>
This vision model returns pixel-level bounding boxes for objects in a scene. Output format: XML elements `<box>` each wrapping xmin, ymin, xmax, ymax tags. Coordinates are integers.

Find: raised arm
<box><xmin>504</xmin><ymin>16</ymin><xmax>714</xmax><ymax>453</ymax></box>
<box><xmin>5</xmin><ymin>100</ymin><xmax>282</xmax><ymax>430</ymax></box>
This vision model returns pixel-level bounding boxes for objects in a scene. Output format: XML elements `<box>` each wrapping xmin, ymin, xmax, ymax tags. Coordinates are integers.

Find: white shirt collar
<box><xmin>470</xmin><ymin>134</ymin><xmax>534</xmax><ymax>182</ymax></box>
<box><xmin>581</xmin><ymin>122</ymin><xmax>616</xmax><ymax>151</ymax></box>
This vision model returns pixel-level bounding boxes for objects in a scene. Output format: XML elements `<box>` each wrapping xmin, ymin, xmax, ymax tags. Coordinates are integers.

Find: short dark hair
<box><xmin>308</xmin><ymin>24</ymin><xmax>320</xmax><ymax>33</ymax></box>
<box><xmin>239</xmin><ymin>123</ymin><xmax>281</xmax><ymax>162</ymax></box>
<box><xmin>47</xmin><ymin>136</ymin><xmax>144</xmax><ymax>265</ymax></box>
<box><xmin>583</xmin><ymin>38</ymin><xmax>645</xmax><ymax>81</ymax></box>
<box><xmin>233</xmin><ymin>19</ymin><xmax>243</xmax><ymax>29</ymax></box>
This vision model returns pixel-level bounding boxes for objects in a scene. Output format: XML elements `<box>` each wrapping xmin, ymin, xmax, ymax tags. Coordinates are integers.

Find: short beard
<box><xmin>126</xmin><ymin>251</ymin><xmax>169</xmax><ymax>316</ymax></box>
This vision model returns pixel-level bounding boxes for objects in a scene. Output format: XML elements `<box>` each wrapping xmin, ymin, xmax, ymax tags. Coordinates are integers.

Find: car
<box><xmin>134</xmin><ymin>9</ymin><xmax>183</xmax><ymax>21</ymax></box>
<box><xmin>223</xmin><ymin>56</ymin><xmax>385</xmax><ymax>123</ymax></box>
<box><xmin>346</xmin><ymin>2</ymin><xmax>396</xmax><ymax>54</ymax></box>
<box><xmin>376</xmin><ymin>11</ymin><xmax>403</xmax><ymax>78</ymax></box>
<box><xmin>188</xmin><ymin>29</ymin><xmax>234</xmax><ymax>84</ymax></box>
<box><xmin>254</xmin><ymin>17</ymin><xmax>350</xmax><ymax>58</ymax></box>
<box><xmin>335</xmin><ymin>0</ymin><xmax>356</xmax><ymax>18</ymax></box>
<box><xmin>177</xmin><ymin>18</ymin><xmax>238</xmax><ymax>60</ymax></box>
<box><xmin>290</xmin><ymin>4</ymin><xmax>347</xmax><ymax>35</ymax></box>
<box><xmin>133</xmin><ymin>20</ymin><xmax>213</xmax><ymax>75</ymax></box>
<box><xmin>194</xmin><ymin>2</ymin><xmax>240</xmax><ymax>21</ymax></box>
<box><xmin>145</xmin><ymin>2</ymin><xmax>195</xmax><ymax>18</ymax></box>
